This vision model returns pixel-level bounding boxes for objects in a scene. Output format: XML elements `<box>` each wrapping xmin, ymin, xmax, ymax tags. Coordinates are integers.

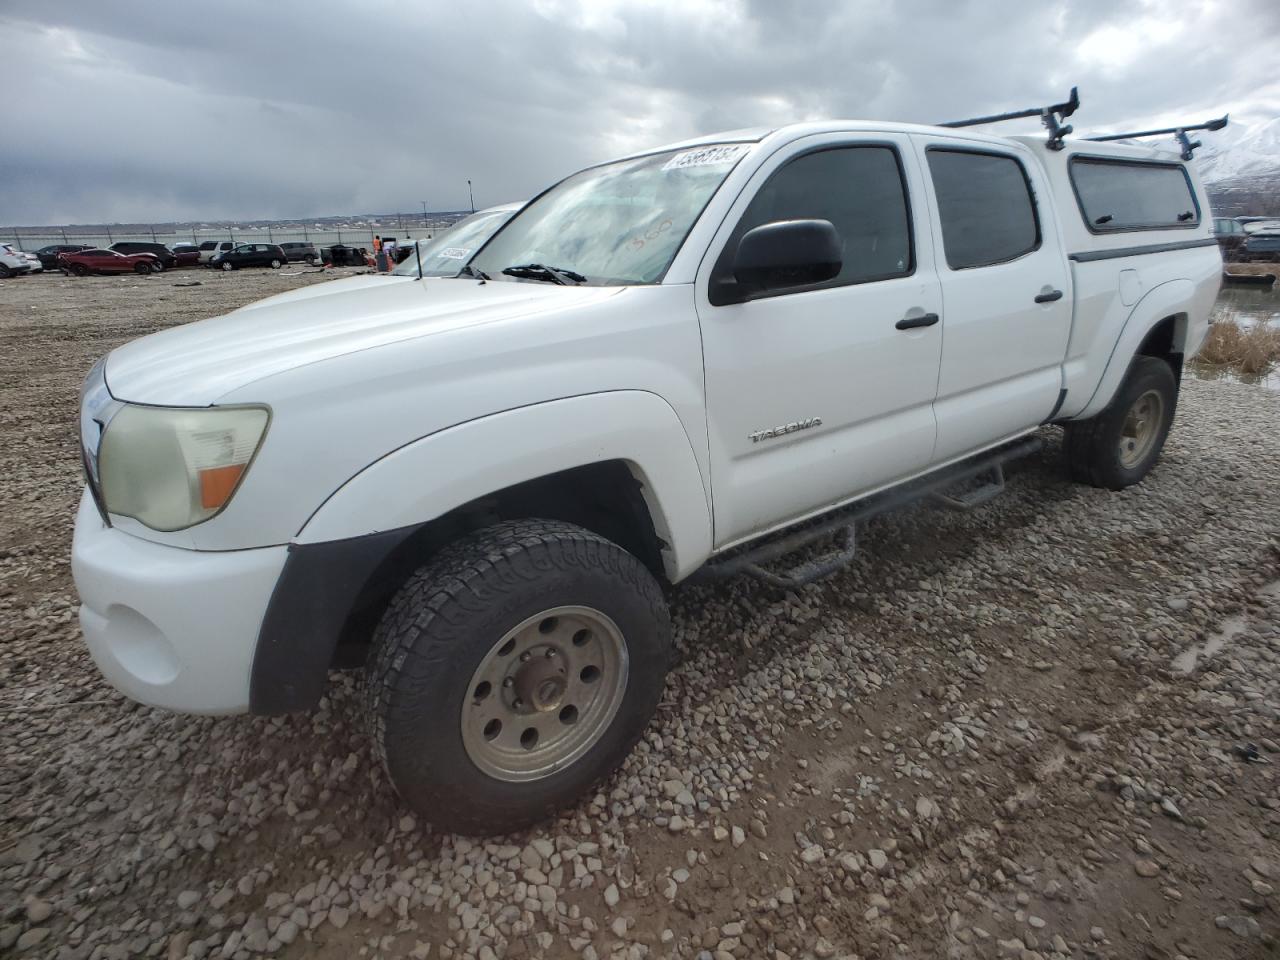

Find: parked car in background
<box><xmin>109</xmin><ymin>242</ymin><xmax>176</xmax><ymax>270</ymax></box>
<box><xmin>321</xmin><ymin>244</ymin><xmax>371</xmax><ymax>267</ymax></box>
<box><xmin>0</xmin><ymin>243</ymin><xmax>34</xmax><ymax>277</ymax></box>
<box><xmin>59</xmin><ymin>248</ymin><xmax>160</xmax><ymax>276</ymax></box>
<box><xmin>33</xmin><ymin>243</ymin><xmax>92</xmax><ymax>269</ymax></box>
<box><xmin>1244</xmin><ymin>231</ymin><xmax>1280</xmax><ymax>263</ymax></box>
<box><xmin>278</xmin><ymin>241</ymin><xmax>319</xmax><ymax>264</ymax></box>
<box><xmin>1212</xmin><ymin>217</ymin><xmax>1248</xmax><ymax>261</ymax></box>
<box><xmin>171</xmin><ymin>243</ymin><xmax>202</xmax><ymax>267</ymax></box>
<box><xmin>209</xmin><ymin>243</ymin><xmax>287</xmax><ymax>271</ymax></box>
<box><xmin>198</xmin><ymin>241</ymin><xmax>235</xmax><ymax>263</ymax></box>
<box><xmin>391</xmin><ymin>203</ymin><xmax>523</xmax><ymax>277</ymax></box>
<box><xmin>1238</xmin><ymin>217</ymin><xmax>1280</xmax><ymax>234</ymax></box>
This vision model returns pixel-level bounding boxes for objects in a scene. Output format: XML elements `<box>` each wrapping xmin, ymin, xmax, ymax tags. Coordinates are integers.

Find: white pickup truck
<box><xmin>73</xmin><ymin>111</ymin><xmax>1221</xmax><ymax>834</ymax></box>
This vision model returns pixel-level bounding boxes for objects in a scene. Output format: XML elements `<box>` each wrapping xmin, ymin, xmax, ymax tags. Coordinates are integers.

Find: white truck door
<box><xmin>911</xmin><ymin>137</ymin><xmax>1073</xmax><ymax>462</ymax></box>
<box><xmin>695</xmin><ymin>133</ymin><xmax>944</xmax><ymax>548</ymax></box>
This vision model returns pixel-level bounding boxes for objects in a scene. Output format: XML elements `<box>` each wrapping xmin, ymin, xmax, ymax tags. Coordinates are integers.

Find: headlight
<box><xmin>98</xmin><ymin>405</ymin><xmax>270</xmax><ymax>531</ymax></box>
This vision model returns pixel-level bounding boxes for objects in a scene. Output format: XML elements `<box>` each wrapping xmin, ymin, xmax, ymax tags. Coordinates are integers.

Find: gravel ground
<box><xmin>1</xmin><ymin>268</ymin><xmax>1278</xmax><ymax>960</ymax></box>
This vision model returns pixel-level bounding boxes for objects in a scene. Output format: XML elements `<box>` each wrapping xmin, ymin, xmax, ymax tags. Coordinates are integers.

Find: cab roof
<box><xmin>643</xmin><ymin>120</ymin><xmax>1188</xmax><ymax>165</ymax></box>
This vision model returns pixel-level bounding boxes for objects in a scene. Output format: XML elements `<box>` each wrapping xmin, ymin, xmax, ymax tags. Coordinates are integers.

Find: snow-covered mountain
<box><xmin>1191</xmin><ymin>117</ymin><xmax>1280</xmax><ymax>217</ymax></box>
<box><xmin>1195</xmin><ymin>116</ymin><xmax>1280</xmax><ymax>183</ymax></box>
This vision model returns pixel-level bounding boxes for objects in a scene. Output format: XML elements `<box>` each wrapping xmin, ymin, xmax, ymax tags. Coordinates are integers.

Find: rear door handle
<box><xmin>1034</xmin><ymin>288</ymin><xmax>1064</xmax><ymax>304</ymax></box>
<box><xmin>895</xmin><ymin>312</ymin><xmax>940</xmax><ymax>330</ymax></box>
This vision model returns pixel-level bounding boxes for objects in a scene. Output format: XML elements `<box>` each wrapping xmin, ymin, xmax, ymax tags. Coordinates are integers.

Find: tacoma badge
<box><xmin>749</xmin><ymin>417</ymin><xmax>822</xmax><ymax>444</ymax></box>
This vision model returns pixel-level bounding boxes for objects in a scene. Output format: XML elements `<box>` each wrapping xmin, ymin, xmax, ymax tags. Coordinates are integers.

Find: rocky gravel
<box><xmin>1</xmin><ymin>269</ymin><xmax>1278</xmax><ymax>960</ymax></box>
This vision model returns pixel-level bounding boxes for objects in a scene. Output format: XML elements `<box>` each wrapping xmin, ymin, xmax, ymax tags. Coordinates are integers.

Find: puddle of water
<box><xmin>1214</xmin><ymin>276</ymin><xmax>1280</xmax><ymax>326</ymax></box>
<box><xmin>1190</xmin><ymin>276</ymin><xmax>1280</xmax><ymax>391</ymax></box>
<box><xmin>1190</xmin><ymin>361</ymin><xmax>1280</xmax><ymax>392</ymax></box>
<box><xmin>1172</xmin><ymin>578</ymin><xmax>1280</xmax><ymax>673</ymax></box>
<box><xmin>1172</xmin><ymin>616</ymin><xmax>1246</xmax><ymax>673</ymax></box>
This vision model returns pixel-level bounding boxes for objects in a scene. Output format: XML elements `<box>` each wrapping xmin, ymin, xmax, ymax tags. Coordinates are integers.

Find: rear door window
<box><xmin>926</xmin><ymin>149</ymin><xmax>1040</xmax><ymax>270</ymax></box>
<box><xmin>1069</xmin><ymin>157</ymin><xmax>1199</xmax><ymax>232</ymax></box>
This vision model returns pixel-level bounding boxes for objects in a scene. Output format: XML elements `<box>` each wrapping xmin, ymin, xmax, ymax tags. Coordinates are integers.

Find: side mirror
<box><xmin>718</xmin><ymin>219</ymin><xmax>843</xmax><ymax>304</ymax></box>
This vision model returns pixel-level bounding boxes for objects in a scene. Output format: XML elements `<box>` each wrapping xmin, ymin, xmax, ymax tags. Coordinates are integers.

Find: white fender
<box><xmin>1072</xmin><ymin>279</ymin><xmax>1193</xmax><ymax>421</ymax></box>
<box><xmin>296</xmin><ymin>391</ymin><xmax>713</xmax><ymax>582</ymax></box>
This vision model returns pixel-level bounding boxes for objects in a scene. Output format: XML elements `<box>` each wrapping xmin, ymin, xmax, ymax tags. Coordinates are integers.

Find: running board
<box><xmin>930</xmin><ymin>465</ymin><xmax>1005</xmax><ymax>510</ymax></box>
<box><xmin>695</xmin><ymin>437</ymin><xmax>1042</xmax><ymax>590</ymax></box>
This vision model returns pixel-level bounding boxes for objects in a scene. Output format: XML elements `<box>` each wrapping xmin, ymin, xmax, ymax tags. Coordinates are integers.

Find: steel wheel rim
<box><xmin>461</xmin><ymin>605</ymin><xmax>629</xmax><ymax>783</ymax></box>
<box><xmin>1119</xmin><ymin>388</ymin><xmax>1163</xmax><ymax>469</ymax></box>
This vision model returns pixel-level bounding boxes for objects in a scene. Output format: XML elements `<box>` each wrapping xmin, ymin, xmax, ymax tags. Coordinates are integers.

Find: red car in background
<box><xmin>171</xmin><ymin>243</ymin><xmax>203</xmax><ymax>267</ymax></box>
<box><xmin>58</xmin><ymin>248</ymin><xmax>161</xmax><ymax>276</ymax></box>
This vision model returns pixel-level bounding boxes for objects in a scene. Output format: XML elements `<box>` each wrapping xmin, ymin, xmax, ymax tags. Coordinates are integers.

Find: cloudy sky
<box><xmin>2</xmin><ymin>0</ymin><xmax>1277</xmax><ymax>226</ymax></box>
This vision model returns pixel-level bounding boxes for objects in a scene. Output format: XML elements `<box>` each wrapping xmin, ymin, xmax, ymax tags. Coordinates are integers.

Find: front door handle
<box><xmin>1035</xmin><ymin>288</ymin><xmax>1064</xmax><ymax>304</ymax></box>
<box><xmin>896</xmin><ymin>312</ymin><xmax>940</xmax><ymax>330</ymax></box>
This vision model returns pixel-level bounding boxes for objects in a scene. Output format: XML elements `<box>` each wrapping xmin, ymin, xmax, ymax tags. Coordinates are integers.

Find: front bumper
<box><xmin>70</xmin><ymin>490</ymin><xmax>287</xmax><ymax>714</ymax></box>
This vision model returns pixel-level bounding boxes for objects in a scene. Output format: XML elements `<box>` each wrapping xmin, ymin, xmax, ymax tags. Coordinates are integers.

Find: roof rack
<box><xmin>939</xmin><ymin>86</ymin><xmax>1080</xmax><ymax>151</ymax></box>
<box><xmin>1084</xmin><ymin>115</ymin><xmax>1229</xmax><ymax>160</ymax></box>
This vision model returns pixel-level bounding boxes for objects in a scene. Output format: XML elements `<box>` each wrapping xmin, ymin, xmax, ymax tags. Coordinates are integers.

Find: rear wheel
<box><xmin>1065</xmin><ymin>355</ymin><xmax>1177</xmax><ymax>489</ymax></box>
<box><xmin>366</xmin><ymin>519</ymin><xmax>671</xmax><ymax>835</ymax></box>
<box><xmin>304</xmin><ymin>255</ymin><xmax>317</xmax><ymax>265</ymax></box>
<box><xmin>270</xmin><ymin>258</ymin><xmax>282</xmax><ymax>269</ymax></box>
<box><xmin>71</xmin><ymin>264</ymin><xmax>89</xmax><ymax>277</ymax></box>
<box><xmin>0</xmin><ymin>265</ymin><xmax>10</xmax><ymax>279</ymax></box>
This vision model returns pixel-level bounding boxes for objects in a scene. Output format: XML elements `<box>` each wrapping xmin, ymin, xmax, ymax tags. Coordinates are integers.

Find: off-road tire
<box><xmin>1065</xmin><ymin>355</ymin><xmax>1177</xmax><ymax>490</ymax></box>
<box><xmin>366</xmin><ymin>518</ymin><xmax>671</xmax><ymax>835</ymax></box>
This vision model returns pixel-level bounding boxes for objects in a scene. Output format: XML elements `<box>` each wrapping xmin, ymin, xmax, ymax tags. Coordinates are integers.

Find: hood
<box><xmin>234</xmin><ymin>272</ymin><xmax>399</xmax><ymax>308</ymax></box>
<box><xmin>105</xmin><ymin>276</ymin><xmax>619</xmax><ymax>406</ymax></box>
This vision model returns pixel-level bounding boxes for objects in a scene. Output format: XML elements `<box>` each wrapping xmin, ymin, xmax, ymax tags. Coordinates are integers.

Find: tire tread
<box><xmin>1064</xmin><ymin>355</ymin><xmax>1177</xmax><ymax>490</ymax></box>
<box><xmin>364</xmin><ymin>518</ymin><xmax>670</xmax><ymax>834</ymax></box>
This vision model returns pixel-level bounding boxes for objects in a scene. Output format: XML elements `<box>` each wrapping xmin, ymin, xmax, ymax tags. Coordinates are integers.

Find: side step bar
<box><xmin>694</xmin><ymin>437</ymin><xmax>1042</xmax><ymax>590</ymax></box>
<box><xmin>930</xmin><ymin>464</ymin><xmax>1005</xmax><ymax>510</ymax></box>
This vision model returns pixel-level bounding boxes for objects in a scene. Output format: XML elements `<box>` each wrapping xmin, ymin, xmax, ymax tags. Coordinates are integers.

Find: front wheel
<box><xmin>1065</xmin><ymin>355</ymin><xmax>1177</xmax><ymax>489</ymax></box>
<box><xmin>366</xmin><ymin>519</ymin><xmax>671</xmax><ymax>835</ymax></box>
<box><xmin>220</xmin><ymin>261</ymin><xmax>234</xmax><ymax>271</ymax></box>
<box><xmin>0</xmin><ymin>265</ymin><xmax>10</xmax><ymax>279</ymax></box>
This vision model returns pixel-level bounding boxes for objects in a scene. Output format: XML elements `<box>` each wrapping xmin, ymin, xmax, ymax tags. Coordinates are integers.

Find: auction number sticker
<box><xmin>438</xmin><ymin>247</ymin><xmax>471</xmax><ymax>260</ymax></box>
<box><xmin>662</xmin><ymin>144</ymin><xmax>750</xmax><ymax>171</ymax></box>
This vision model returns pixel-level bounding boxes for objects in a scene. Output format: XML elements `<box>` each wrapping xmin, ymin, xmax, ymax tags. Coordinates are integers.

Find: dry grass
<box><xmin>1222</xmin><ymin>262</ymin><xmax>1280</xmax><ymax>277</ymax></box>
<box><xmin>1195</xmin><ymin>318</ymin><xmax>1280</xmax><ymax>375</ymax></box>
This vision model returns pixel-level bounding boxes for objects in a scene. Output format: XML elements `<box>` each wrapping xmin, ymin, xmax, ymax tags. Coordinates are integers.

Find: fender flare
<box><xmin>296</xmin><ymin>390</ymin><xmax>713</xmax><ymax>582</ymax></box>
<box><xmin>1073</xmin><ymin>279</ymin><xmax>1191</xmax><ymax>421</ymax></box>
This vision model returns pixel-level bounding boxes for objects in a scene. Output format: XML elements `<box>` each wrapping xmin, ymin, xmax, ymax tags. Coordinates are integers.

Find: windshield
<box><xmin>391</xmin><ymin>207</ymin><xmax>520</xmax><ymax>277</ymax></box>
<box><xmin>470</xmin><ymin>143</ymin><xmax>752</xmax><ymax>285</ymax></box>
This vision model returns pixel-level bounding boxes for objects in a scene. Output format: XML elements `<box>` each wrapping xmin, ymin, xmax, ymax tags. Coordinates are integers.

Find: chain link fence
<box><xmin>5</xmin><ymin>217</ymin><xmax>469</xmax><ymax>253</ymax></box>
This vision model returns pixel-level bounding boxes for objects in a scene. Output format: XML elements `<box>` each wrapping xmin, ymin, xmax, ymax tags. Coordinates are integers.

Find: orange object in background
<box><xmin>199</xmin><ymin>464</ymin><xmax>246</xmax><ymax>509</ymax></box>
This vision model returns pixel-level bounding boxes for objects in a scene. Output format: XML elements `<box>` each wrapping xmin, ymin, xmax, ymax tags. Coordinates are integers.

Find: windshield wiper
<box><xmin>501</xmin><ymin>263</ymin><xmax>587</xmax><ymax>285</ymax></box>
<box><xmin>458</xmin><ymin>263</ymin><xmax>490</xmax><ymax>281</ymax></box>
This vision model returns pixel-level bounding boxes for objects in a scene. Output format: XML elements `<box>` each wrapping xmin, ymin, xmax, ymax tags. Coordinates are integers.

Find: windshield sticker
<box><xmin>437</xmin><ymin>247</ymin><xmax>471</xmax><ymax>260</ymax></box>
<box><xmin>661</xmin><ymin>144</ymin><xmax>750</xmax><ymax>171</ymax></box>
